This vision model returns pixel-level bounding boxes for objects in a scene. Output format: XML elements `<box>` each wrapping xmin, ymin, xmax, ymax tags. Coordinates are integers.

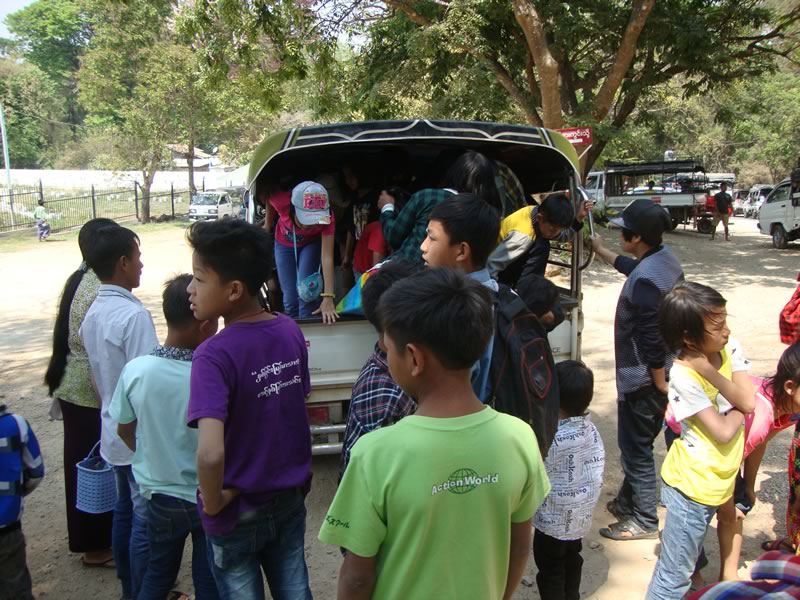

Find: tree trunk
<box><xmin>592</xmin><ymin>0</ymin><xmax>656</xmax><ymax>122</ymax></box>
<box><xmin>140</xmin><ymin>170</ymin><xmax>154</xmax><ymax>223</ymax></box>
<box><xmin>512</xmin><ymin>0</ymin><xmax>563</xmax><ymax>129</ymax></box>
<box><xmin>187</xmin><ymin>133</ymin><xmax>196</xmax><ymax>194</ymax></box>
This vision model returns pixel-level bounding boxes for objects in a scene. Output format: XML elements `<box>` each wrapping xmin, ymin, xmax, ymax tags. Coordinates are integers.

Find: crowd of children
<box><xmin>4</xmin><ymin>162</ymin><xmax>800</xmax><ymax>600</ymax></box>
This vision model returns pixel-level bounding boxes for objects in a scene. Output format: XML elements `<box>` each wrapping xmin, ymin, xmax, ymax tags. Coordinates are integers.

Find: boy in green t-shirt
<box><xmin>319</xmin><ymin>268</ymin><xmax>550</xmax><ymax>600</ymax></box>
<box><xmin>33</xmin><ymin>199</ymin><xmax>51</xmax><ymax>241</ymax></box>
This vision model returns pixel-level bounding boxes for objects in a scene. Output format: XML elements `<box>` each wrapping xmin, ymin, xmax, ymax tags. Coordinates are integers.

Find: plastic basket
<box><xmin>76</xmin><ymin>441</ymin><xmax>116</xmax><ymax>514</ymax></box>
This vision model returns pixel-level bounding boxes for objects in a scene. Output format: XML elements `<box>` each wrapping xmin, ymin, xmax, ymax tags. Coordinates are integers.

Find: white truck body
<box><xmin>757</xmin><ymin>175</ymin><xmax>800</xmax><ymax>249</ymax></box>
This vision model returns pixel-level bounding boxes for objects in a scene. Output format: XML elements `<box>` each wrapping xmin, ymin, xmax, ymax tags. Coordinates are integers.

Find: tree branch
<box><xmin>512</xmin><ymin>0</ymin><xmax>562</xmax><ymax>128</ymax></box>
<box><xmin>480</xmin><ymin>54</ymin><xmax>542</xmax><ymax>126</ymax></box>
<box><xmin>385</xmin><ymin>0</ymin><xmax>433</xmax><ymax>27</ymax></box>
<box><xmin>592</xmin><ymin>0</ymin><xmax>655</xmax><ymax>123</ymax></box>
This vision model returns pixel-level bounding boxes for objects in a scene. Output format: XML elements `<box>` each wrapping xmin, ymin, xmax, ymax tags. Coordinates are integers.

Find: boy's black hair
<box><xmin>660</xmin><ymin>281</ymin><xmax>726</xmax><ymax>351</ymax></box>
<box><xmin>622</xmin><ymin>226</ymin><xmax>663</xmax><ymax>248</ymax></box>
<box><xmin>538</xmin><ymin>193</ymin><xmax>575</xmax><ymax>228</ymax></box>
<box><xmin>162</xmin><ymin>273</ymin><xmax>195</xmax><ymax>328</ymax></box>
<box><xmin>557</xmin><ymin>360</ymin><xmax>594</xmax><ymax>417</ymax></box>
<box><xmin>428</xmin><ymin>193</ymin><xmax>501</xmax><ymax>269</ymax></box>
<box><xmin>441</xmin><ymin>151</ymin><xmax>502</xmax><ymax>213</ymax></box>
<box><xmin>361</xmin><ymin>260</ymin><xmax>422</xmax><ymax>331</ymax></box>
<box><xmin>378</xmin><ymin>268</ymin><xmax>493</xmax><ymax>370</ymax></box>
<box><xmin>186</xmin><ymin>219</ymin><xmax>273</xmax><ymax>296</ymax></box>
<box><xmin>767</xmin><ymin>341</ymin><xmax>800</xmax><ymax>416</ymax></box>
<box><xmin>38</xmin><ymin>199</ymin><xmax>45</xmax><ymax>206</ymax></box>
<box><xmin>87</xmin><ymin>226</ymin><xmax>140</xmax><ymax>281</ymax></box>
<box><xmin>516</xmin><ymin>273</ymin><xmax>559</xmax><ymax>319</ymax></box>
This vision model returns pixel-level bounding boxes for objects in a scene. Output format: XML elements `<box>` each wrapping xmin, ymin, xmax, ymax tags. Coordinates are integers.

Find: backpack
<box><xmin>489</xmin><ymin>284</ymin><xmax>560</xmax><ymax>457</ymax></box>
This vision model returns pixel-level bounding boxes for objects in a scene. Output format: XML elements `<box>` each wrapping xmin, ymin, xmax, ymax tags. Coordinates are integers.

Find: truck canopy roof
<box><xmin>604</xmin><ymin>159</ymin><xmax>705</xmax><ymax>176</ymax></box>
<box><xmin>247</xmin><ymin>119</ymin><xmax>581</xmax><ymax>196</ymax></box>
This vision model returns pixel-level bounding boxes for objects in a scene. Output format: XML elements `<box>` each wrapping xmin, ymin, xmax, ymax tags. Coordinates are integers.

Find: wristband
<box><xmin>320</xmin><ymin>293</ymin><xmax>335</xmax><ymax>298</ymax></box>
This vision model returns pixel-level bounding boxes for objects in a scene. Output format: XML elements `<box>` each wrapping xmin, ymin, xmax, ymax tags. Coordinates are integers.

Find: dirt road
<box><xmin>0</xmin><ymin>217</ymin><xmax>797</xmax><ymax>599</ymax></box>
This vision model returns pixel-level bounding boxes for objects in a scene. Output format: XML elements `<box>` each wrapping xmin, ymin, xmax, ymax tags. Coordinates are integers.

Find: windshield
<box><xmin>191</xmin><ymin>194</ymin><xmax>220</xmax><ymax>206</ymax></box>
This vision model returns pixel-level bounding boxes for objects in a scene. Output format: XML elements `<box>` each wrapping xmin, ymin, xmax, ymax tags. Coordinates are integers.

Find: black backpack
<box><xmin>489</xmin><ymin>284</ymin><xmax>560</xmax><ymax>457</ymax></box>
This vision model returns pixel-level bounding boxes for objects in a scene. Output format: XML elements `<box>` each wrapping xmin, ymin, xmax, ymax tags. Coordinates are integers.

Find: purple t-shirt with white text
<box><xmin>188</xmin><ymin>314</ymin><xmax>312</xmax><ymax>536</ymax></box>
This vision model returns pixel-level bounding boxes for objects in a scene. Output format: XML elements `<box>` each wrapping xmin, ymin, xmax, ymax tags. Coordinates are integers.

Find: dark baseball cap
<box><xmin>609</xmin><ymin>198</ymin><xmax>671</xmax><ymax>240</ymax></box>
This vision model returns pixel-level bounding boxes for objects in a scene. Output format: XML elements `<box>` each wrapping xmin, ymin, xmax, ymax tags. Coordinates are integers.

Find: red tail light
<box><xmin>307</xmin><ymin>405</ymin><xmax>331</xmax><ymax>425</ymax></box>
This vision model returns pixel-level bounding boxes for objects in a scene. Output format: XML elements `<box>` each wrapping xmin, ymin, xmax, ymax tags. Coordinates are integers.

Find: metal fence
<box><xmin>0</xmin><ymin>182</ymin><xmax>192</xmax><ymax>235</ymax></box>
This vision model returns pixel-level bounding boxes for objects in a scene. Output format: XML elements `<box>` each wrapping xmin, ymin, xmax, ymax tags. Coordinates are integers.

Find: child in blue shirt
<box><xmin>110</xmin><ymin>274</ymin><xmax>219</xmax><ymax>600</ymax></box>
<box><xmin>0</xmin><ymin>404</ymin><xmax>44</xmax><ymax>600</ymax></box>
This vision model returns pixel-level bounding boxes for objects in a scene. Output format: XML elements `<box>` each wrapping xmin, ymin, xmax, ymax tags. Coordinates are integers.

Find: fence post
<box><xmin>91</xmin><ymin>184</ymin><xmax>97</xmax><ymax>219</ymax></box>
<box><xmin>171</xmin><ymin>183</ymin><xmax>175</xmax><ymax>218</ymax></box>
<box><xmin>134</xmin><ymin>184</ymin><xmax>139</xmax><ymax>220</ymax></box>
<box><xmin>38</xmin><ymin>179</ymin><xmax>44</xmax><ymax>205</ymax></box>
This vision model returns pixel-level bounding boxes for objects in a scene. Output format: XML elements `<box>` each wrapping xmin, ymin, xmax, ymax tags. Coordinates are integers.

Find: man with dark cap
<box><xmin>590</xmin><ymin>199</ymin><xmax>684</xmax><ymax>541</ymax></box>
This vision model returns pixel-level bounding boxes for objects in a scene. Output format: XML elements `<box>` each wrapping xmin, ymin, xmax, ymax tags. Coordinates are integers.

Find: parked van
<box><xmin>585</xmin><ymin>170</ymin><xmax>604</xmax><ymax>206</ymax></box>
<box><xmin>758</xmin><ymin>170</ymin><xmax>800</xmax><ymax>248</ymax></box>
<box><xmin>188</xmin><ymin>190</ymin><xmax>236</xmax><ymax>221</ymax></box>
<box><xmin>246</xmin><ymin>119</ymin><xmax>588</xmax><ymax>454</ymax></box>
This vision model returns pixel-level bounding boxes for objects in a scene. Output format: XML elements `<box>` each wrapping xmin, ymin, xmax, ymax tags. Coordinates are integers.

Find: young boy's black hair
<box><xmin>378</xmin><ymin>268</ymin><xmax>493</xmax><ymax>370</ymax></box>
<box><xmin>659</xmin><ymin>281</ymin><xmax>726</xmax><ymax>351</ymax></box>
<box><xmin>186</xmin><ymin>219</ymin><xmax>273</xmax><ymax>296</ymax></box>
<box><xmin>539</xmin><ymin>193</ymin><xmax>575</xmax><ymax>229</ymax></box>
<box><xmin>516</xmin><ymin>273</ymin><xmax>559</xmax><ymax>319</ymax></box>
<box><xmin>556</xmin><ymin>360</ymin><xmax>594</xmax><ymax>417</ymax></box>
<box><xmin>428</xmin><ymin>193</ymin><xmax>501</xmax><ymax>269</ymax></box>
<box><xmin>88</xmin><ymin>226</ymin><xmax>140</xmax><ymax>280</ymax></box>
<box><xmin>361</xmin><ymin>260</ymin><xmax>422</xmax><ymax>331</ymax></box>
<box><xmin>622</xmin><ymin>227</ymin><xmax>663</xmax><ymax>249</ymax></box>
<box><xmin>162</xmin><ymin>273</ymin><xmax>195</xmax><ymax>328</ymax></box>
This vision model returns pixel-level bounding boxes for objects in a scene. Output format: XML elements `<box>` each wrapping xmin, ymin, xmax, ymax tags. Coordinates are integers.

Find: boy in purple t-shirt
<box><xmin>186</xmin><ymin>219</ymin><xmax>313</xmax><ymax>600</ymax></box>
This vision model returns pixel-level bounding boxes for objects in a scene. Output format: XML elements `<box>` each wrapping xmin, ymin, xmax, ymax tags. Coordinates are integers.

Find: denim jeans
<box><xmin>274</xmin><ymin>239</ymin><xmax>322</xmax><ymax>319</ymax></box>
<box><xmin>138</xmin><ymin>494</ymin><xmax>219</xmax><ymax>600</ymax></box>
<box><xmin>112</xmin><ymin>465</ymin><xmax>149</xmax><ymax>600</ymax></box>
<box><xmin>205</xmin><ymin>490</ymin><xmax>312</xmax><ymax>600</ymax></box>
<box><xmin>613</xmin><ymin>385</ymin><xmax>668</xmax><ymax>531</ymax></box>
<box><xmin>0</xmin><ymin>524</ymin><xmax>33</xmax><ymax>600</ymax></box>
<box><xmin>646</xmin><ymin>484</ymin><xmax>718</xmax><ymax>600</ymax></box>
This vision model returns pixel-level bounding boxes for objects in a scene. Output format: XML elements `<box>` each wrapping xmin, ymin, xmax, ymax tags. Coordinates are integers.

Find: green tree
<box><xmin>0</xmin><ymin>58</ymin><xmax>68</xmax><ymax>168</ymax></box>
<box><xmin>5</xmin><ymin>0</ymin><xmax>91</xmax><ymax>133</ymax></box>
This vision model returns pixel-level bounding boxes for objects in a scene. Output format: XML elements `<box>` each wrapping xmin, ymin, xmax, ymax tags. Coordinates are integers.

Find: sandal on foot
<box><xmin>760</xmin><ymin>538</ymin><xmax>794</xmax><ymax>552</ymax></box>
<box><xmin>81</xmin><ymin>556</ymin><xmax>116</xmax><ymax>569</ymax></box>
<box><xmin>166</xmin><ymin>592</ymin><xmax>190</xmax><ymax>600</ymax></box>
<box><xmin>599</xmin><ymin>519</ymin><xmax>659</xmax><ymax>541</ymax></box>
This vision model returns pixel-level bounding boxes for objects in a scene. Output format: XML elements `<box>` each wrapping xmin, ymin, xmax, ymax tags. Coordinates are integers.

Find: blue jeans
<box><xmin>274</xmin><ymin>239</ymin><xmax>322</xmax><ymax>319</ymax></box>
<box><xmin>205</xmin><ymin>490</ymin><xmax>312</xmax><ymax>600</ymax></box>
<box><xmin>112</xmin><ymin>465</ymin><xmax>149</xmax><ymax>600</ymax></box>
<box><xmin>646</xmin><ymin>484</ymin><xmax>718</xmax><ymax>600</ymax></box>
<box><xmin>138</xmin><ymin>494</ymin><xmax>219</xmax><ymax>600</ymax></box>
<box><xmin>613</xmin><ymin>385</ymin><xmax>668</xmax><ymax>531</ymax></box>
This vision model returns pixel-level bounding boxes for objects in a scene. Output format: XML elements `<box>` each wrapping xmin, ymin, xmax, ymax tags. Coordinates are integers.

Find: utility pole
<box><xmin>0</xmin><ymin>102</ymin><xmax>15</xmax><ymax>227</ymax></box>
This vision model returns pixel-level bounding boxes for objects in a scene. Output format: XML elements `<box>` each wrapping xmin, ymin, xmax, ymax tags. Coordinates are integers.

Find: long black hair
<box><xmin>45</xmin><ymin>218</ymin><xmax>119</xmax><ymax>396</ymax></box>
<box><xmin>441</xmin><ymin>151</ymin><xmax>502</xmax><ymax>214</ymax></box>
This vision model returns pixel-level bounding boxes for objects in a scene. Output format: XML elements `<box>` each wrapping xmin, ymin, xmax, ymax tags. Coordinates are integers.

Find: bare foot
<box><xmin>82</xmin><ymin>549</ymin><xmax>114</xmax><ymax>568</ymax></box>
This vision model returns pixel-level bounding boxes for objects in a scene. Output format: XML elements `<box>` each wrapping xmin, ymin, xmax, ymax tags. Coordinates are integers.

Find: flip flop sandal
<box><xmin>166</xmin><ymin>592</ymin><xmax>190</xmax><ymax>600</ymax></box>
<box><xmin>760</xmin><ymin>538</ymin><xmax>794</xmax><ymax>552</ymax></box>
<box><xmin>81</xmin><ymin>556</ymin><xmax>116</xmax><ymax>569</ymax></box>
<box><xmin>599</xmin><ymin>519</ymin><xmax>659</xmax><ymax>541</ymax></box>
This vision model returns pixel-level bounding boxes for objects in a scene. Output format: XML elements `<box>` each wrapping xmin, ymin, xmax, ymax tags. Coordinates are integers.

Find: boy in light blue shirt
<box><xmin>110</xmin><ymin>274</ymin><xmax>219</xmax><ymax>600</ymax></box>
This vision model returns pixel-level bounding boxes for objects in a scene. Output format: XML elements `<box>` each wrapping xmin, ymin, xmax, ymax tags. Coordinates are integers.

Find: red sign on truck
<box><xmin>556</xmin><ymin>127</ymin><xmax>593</xmax><ymax>146</ymax></box>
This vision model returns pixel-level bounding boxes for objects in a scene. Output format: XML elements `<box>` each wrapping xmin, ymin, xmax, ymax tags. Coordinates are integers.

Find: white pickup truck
<box><xmin>246</xmin><ymin>119</ymin><xmax>588</xmax><ymax>454</ymax></box>
<box><xmin>598</xmin><ymin>159</ymin><xmax>708</xmax><ymax>230</ymax></box>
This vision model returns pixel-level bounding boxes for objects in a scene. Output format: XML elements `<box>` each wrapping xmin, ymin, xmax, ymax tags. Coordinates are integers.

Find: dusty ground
<box><xmin>0</xmin><ymin>216</ymin><xmax>798</xmax><ymax>599</ymax></box>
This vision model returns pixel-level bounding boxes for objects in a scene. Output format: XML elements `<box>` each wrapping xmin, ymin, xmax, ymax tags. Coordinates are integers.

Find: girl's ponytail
<box><xmin>44</xmin><ymin>265</ymin><xmax>87</xmax><ymax>395</ymax></box>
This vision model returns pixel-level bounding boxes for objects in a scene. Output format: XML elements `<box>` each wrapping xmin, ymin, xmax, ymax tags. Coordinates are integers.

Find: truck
<box><xmin>598</xmin><ymin>159</ymin><xmax>708</xmax><ymax>231</ymax></box>
<box><xmin>757</xmin><ymin>168</ymin><xmax>800</xmax><ymax>248</ymax></box>
<box><xmin>246</xmin><ymin>119</ymin><xmax>588</xmax><ymax>454</ymax></box>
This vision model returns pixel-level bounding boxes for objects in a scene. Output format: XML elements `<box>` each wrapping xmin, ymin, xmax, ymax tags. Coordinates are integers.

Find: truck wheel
<box><xmin>670</xmin><ymin>216</ymin><xmax>680</xmax><ymax>230</ymax></box>
<box><xmin>697</xmin><ymin>217</ymin><xmax>712</xmax><ymax>234</ymax></box>
<box><xmin>772</xmin><ymin>224</ymin><xmax>789</xmax><ymax>249</ymax></box>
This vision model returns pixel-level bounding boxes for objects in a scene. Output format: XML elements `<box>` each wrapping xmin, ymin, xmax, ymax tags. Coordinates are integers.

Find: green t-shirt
<box><xmin>318</xmin><ymin>407</ymin><xmax>550</xmax><ymax>600</ymax></box>
<box><xmin>34</xmin><ymin>205</ymin><xmax>47</xmax><ymax>220</ymax></box>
